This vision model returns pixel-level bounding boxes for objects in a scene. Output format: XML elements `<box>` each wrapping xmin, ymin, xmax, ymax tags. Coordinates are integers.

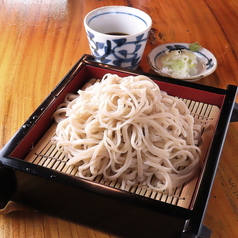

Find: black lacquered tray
<box><xmin>0</xmin><ymin>54</ymin><xmax>237</xmax><ymax>238</ymax></box>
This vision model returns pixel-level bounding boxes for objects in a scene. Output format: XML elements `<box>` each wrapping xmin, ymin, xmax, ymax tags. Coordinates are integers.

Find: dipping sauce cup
<box><xmin>84</xmin><ymin>6</ymin><xmax>152</xmax><ymax>69</ymax></box>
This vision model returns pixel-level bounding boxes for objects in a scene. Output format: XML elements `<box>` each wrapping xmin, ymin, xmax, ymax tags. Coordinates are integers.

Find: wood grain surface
<box><xmin>0</xmin><ymin>0</ymin><xmax>238</xmax><ymax>237</ymax></box>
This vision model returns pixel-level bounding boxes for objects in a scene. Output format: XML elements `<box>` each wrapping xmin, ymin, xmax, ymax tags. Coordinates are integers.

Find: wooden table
<box><xmin>0</xmin><ymin>0</ymin><xmax>238</xmax><ymax>237</ymax></box>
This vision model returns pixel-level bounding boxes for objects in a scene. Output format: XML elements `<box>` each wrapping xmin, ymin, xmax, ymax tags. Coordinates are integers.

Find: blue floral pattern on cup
<box><xmin>87</xmin><ymin>30</ymin><xmax>149</xmax><ymax>69</ymax></box>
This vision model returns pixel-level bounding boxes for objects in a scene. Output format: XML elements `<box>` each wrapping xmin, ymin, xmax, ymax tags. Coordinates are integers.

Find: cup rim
<box><xmin>84</xmin><ymin>5</ymin><xmax>152</xmax><ymax>38</ymax></box>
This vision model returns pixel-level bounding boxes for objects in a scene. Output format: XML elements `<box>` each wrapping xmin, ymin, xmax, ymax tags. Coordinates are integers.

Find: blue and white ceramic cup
<box><xmin>84</xmin><ymin>6</ymin><xmax>152</xmax><ymax>69</ymax></box>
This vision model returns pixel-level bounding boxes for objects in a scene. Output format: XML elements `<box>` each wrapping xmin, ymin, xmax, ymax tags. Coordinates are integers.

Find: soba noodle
<box><xmin>52</xmin><ymin>74</ymin><xmax>202</xmax><ymax>194</ymax></box>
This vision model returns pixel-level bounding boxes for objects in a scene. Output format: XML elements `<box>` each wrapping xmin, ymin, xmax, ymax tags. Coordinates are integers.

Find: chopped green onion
<box><xmin>161</xmin><ymin>49</ymin><xmax>198</xmax><ymax>77</ymax></box>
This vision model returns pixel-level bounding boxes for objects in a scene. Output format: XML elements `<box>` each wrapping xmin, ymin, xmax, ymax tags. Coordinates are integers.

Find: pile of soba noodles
<box><xmin>52</xmin><ymin>74</ymin><xmax>202</xmax><ymax>194</ymax></box>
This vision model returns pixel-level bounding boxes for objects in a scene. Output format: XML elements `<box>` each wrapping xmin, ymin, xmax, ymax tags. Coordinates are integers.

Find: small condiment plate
<box><xmin>148</xmin><ymin>43</ymin><xmax>217</xmax><ymax>81</ymax></box>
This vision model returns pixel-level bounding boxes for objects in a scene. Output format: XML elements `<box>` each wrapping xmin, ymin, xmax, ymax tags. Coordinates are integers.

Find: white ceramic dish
<box><xmin>148</xmin><ymin>43</ymin><xmax>217</xmax><ymax>81</ymax></box>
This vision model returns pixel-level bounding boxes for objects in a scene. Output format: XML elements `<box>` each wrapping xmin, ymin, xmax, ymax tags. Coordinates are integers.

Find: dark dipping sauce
<box><xmin>105</xmin><ymin>32</ymin><xmax>129</xmax><ymax>36</ymax></box>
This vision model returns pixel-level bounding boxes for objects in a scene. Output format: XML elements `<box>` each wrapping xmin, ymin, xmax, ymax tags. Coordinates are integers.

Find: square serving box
<box><xmin>0</xmin><ymin>54</ymin><xmax>237</xmax><ymax>238</ymax></box>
